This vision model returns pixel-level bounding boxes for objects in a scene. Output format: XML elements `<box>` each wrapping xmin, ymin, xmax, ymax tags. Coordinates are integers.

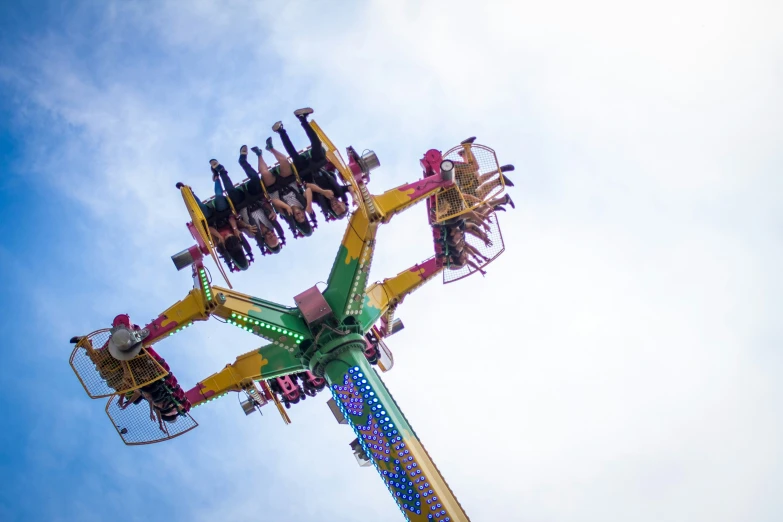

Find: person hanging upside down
<box><xmin>178</xmin><ymin>168</ymin><xmax>255</xmax><ymax>271</ymax></box>
<box><xmin>448</xmin><ymin>233</ymin><xmax>490</xmax><ymax>265</ymax></box>
<box><xmin>272</xmin><ymin>107</ymin><xmax>358</xmax><ymax>219</ymax></box>
<box><xmin>448</xmin><ymin>249</ymin><xmax>487</xmax><ymax>276</ymax></box>
<box><xmin>455</xmin><ymin>137</ymin><xmax>515</xmax><ymax>200</ymax></box>
<box><xmin>255</xmin><ymin>128</ymin><xmax>316</xmax><ymax>237</ymax></box>
<box><xmin>445</xmin><ymin>221</ymin><xmax>492</xmax><ymax>248</ymax></box>
<box><xmin>118</xmin><ymin>389</ymin><xmax>144</xmax><ymax>409</ymax></box>
<box><xmin>435</xmin><ymin>202</ymin><xmax>493</xmax><ymax>231</ymax></box>
<box><xmin>237</xmin><ymin>145</ymin><xmax>287</xmax><ymax>251</ymax></box>
<box><xmin>267</xmin><ymin>178</ymin><xmax>315</xmax><ymax>237</ymax></box>
<box><xmin>118</xmin><ymin>380</ymin><xmax>183</xmax><ymax>433</ymax></box>
<box><xmin>309</xmin><ymin>164</ymin><xmax>357</xmax><ymax>220</ymax></box>
<box><xmin>273</xmin><ymin>107</ymin><xmax>325</xmax><ymax>177</ymax></box>
<box><xmin>148</xmin><ymin>394</ymin><xmax>181</xmax><ymax>433</ymax></box>
<box><xmin>240</xmin><ymin>204</ymin><xmax>283</xmax><ymax>254</ymax></box>
<box><xmin>477</xmin><ymin>193</ymin><xmax>515</xmax><ymax>214</ymax></box>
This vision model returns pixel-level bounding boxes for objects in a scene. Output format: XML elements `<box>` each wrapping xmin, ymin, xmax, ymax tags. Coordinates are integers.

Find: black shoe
<box><xmin>272</xmin><ymin>121</ymin><xmax>283</xmax><ymax>133</ymax></box>
<box><xmin>265</xmin><ymin>137</ymin><xmax>274</xmax><ymax>151</ymax></box>
<box><xmin>461</xmin><ymin>136</ymin><xmax>477</xmax><ymax>145</ymax></box>
<box><xmin>500</xmin><ymin>174</ymin><xmax>514</xmax><ymax>187</ymax></box>
<box><xmin>175</xmin><ymin>182</ymin><xmax>185</xmax><ymax>189</ymax></box>
<box><xmin>294</xmin><ymin>107</ymin><xmax>314</xmax><ymax>122</ymax></box>
<box><xmin>494</xmin><ymin>205</ymin><xmax>507</xmax><ymax>212</ymax></box>
<box><xmin>239</xmin><ymin>145</ymin><xmax>248</xmax><ymax>155</ymax></box>
<box><xmin>251</xmin><ymin>146</ymin><xmax>263</xmax><ymax>157</ymax></box>
<box><xmin>499</xmin><ymin>164</ymin><xmax>515</xmax><ymax>172</ymax></box>
<box><xmin>505</xmin><ymin>195</ymin><xmax>515</xmax><ymax>209</ymax></box>
<box><xmin>69</xmin><ymin>336</ymin><xmax>82</xmax><ymax>344</ymax></box>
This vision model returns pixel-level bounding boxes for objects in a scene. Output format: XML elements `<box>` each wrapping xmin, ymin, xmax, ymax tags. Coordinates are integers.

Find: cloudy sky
<box><xmin>0</xmin><ymin>1</ymin><xmax>781</xmax><ymax>521</ymax></box>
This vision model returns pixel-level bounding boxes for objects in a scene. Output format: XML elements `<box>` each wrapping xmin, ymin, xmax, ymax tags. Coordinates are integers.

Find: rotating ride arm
<box><xmin>185</xmin><ymin>343</ymin><xmax>305</xmax><ymax>407</ymax></box>
<box><xmin>72</xmin><ymin>238</ymin><xmax>311</xmax><ymax>402</ymax></box>
<box><xmin>321</xmin><ymin>159</ymin><xmax>459</xmax><ymax>322</ymax></box>
<box><xmin>358</xmin><ymin>257</ymin><xmax>442</xmax><ymax>333</ymax></box>
<box><xmin>140</xmin><ymin>283</ymin><xmax>310</xmax><ymax>375</ymax></box>
<box><xmin>323</xmin><ymin>209</ymin><xmax>380</xmax><ymax>321</ymax></box>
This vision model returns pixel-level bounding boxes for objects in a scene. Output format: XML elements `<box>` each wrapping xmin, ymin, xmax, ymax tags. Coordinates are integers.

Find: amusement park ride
<box><xmin>69</xmin><ymin>115</ymin><xmax>511</xmax><ymax>522</ymax></box>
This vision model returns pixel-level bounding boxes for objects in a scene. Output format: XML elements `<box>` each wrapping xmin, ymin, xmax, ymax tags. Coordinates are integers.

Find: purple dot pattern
<box><xmin>331</xmin><ymin>366</ymin><xmax>453</xmax><ymax>522</ymax></box>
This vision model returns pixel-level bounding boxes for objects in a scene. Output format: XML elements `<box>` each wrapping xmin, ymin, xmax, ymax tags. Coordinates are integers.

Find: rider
<box><xmin>240</xmin><ymin>204</ymin><xmax>283</xmax><ymax>254</ymax></box>
<box><xmin>455</xmin><ymin>137</ymin><xmax>515</xmax><ymax>200</ymax></box>
<box><xmin>237</xmin><ymin>145</ymin><xmax>286</xmax><ymax>252</ymax></box>
<box><xmin>447</xmin><ymin>230</ymin><xmax>490</xmax><ymax>264</ymax></box>
<box><xmin>272</xmin><ymin>108</ymin><xmax>357</xmax><ymax>219</ymax></box>
<box><xmin>445</xmin><ymin>221</ymin><xmax>492</xmax><ymax>247</ymax></box>
<box><xmin>255</xmin><ymin>127</ymin><xmax>316</xmax><ymax>237</ymax></box>
<box><xmin>179</xmin><ymin>167</ymin><xmax>256</xmax><ymax>271</ymax></box>
<box><xmin>448</xmin><ymin>249</ymin><xmax>487</xmax><ymax>276</ymax></box>
<box><xmin>478</xmin><ymin>193</ymin><xmax>515</xmax><ymax>213</ymax></box>
<box><xmin>119</xmin><ymin>379</ymin><xmax>185</xmax><ymax>433</ymax></box>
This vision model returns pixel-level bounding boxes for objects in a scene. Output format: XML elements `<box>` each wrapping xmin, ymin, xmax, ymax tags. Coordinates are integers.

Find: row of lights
<box><xmin>345</xmin><ymin>244</ymin><xmax>374</xmax><ymax>316</ymax></box>
<box><xmin>332</xmin><ymin>367</ymin><xmax>450</xmax><ymax>520</ymax></box>
<box><xmin>168</xmin><ymin>322</ymin><xmax>193</xmax><ymax>336</ymax></box>
<box><xmin>199</xmin><ymin>268</ymin><xmax>212</xmax><ymax>301</ymax></box>
<box><xmin>191</xmin><ymin>391</ymin><xmax>228</xmax><ymax>408</ymax></box>
<box><xmin>228</xmin><ymin>313</ymin><xmax>305</xmax><ymax>344</ymax></box>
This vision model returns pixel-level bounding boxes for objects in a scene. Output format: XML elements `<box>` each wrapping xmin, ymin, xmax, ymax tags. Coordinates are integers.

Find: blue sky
<box><xmin>1</xmin><ymin>1</ymin><xmax>781</xmax><ymax>521</ymax></box>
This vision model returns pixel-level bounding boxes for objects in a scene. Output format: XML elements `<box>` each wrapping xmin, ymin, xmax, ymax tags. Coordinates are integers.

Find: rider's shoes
<box><xmin>500</xmin><ymin>174</ymin><xmax>515</xmax><ymax>187</ymax></box>
<box><xmin>294</xmin><ymin>107</ymin><xmax>314</xmax><ymax>121</ymax></box>
<box><xmin>460</xmin><ymin>136</ymin><xmax>477</xmax><ymax>145</ymax></box>
<box><xmin>239</xmin><ymin>145</ymin><xmax>248</xmax><ymax>155</ymax></box>
<box><xmin>499</xmin><ymin>164</ymin><xmax>515</xmax><ymax>172</ymax></box>
<box><xmin>265</xmin><ymin>137</ymin><xmax>274</xmax><ymax>151</ymax></box>
<box><xmin>69</xmin><ymin>336</ymin><xmax>82</xmax><ymax>344</ymax></box>
<box><xmin>505</xmin><ymin>194</ymin><xmax>516</xmax><ymax>209</ymax></box>
<box><xmin>175</xmin><ymin>182</ymin><xmax>185</xmax><ymax>189</ymax></box>
<box><xmin>251</xmin><ymin>146</ymin><xmax>263</xmax><ymax>157</ymax></box>
<box><xmin>272</xmin><ymin>121</ymin><xmax>284</xmax><ymax>132</ymax></box>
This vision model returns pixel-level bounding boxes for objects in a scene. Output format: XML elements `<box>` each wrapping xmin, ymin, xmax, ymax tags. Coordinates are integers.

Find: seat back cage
<box><xmin>106</xmin><ymin>393</ymin><xmax>198</xmax><ymax>446</ymax></box>
<box><xmin>69</xmin><ymin>330</ymin><xmax>170</xmax><ymax>399</ymax></box>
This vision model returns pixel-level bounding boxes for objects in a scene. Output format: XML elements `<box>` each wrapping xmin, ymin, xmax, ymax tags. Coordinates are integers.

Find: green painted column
<box><xmin>322</xmin><ymin>344</ymin><xmax>470</xmax><ymax>522</ymax></box>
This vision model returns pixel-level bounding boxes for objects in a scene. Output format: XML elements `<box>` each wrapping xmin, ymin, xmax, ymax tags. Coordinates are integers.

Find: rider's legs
<box><xmin>298</xmin><ymin>116</ymin><xmax>325</xmax><ymax>165</ymax></box>
<box><xmin>216</xmin><ymin>167</ymin><xmax>246</xmax><ymax>208</ymax></box>
<box><xmin>239</xmin><ymin>153</ymin><xmax>264</xmax><ymax>196</ymax></box>
<box><xmin>267</xmin><ymin>142</ymin><xmax>295</xmax><ymax>179</ymax></box>
<box><xmin>211</xmin><ymin>179</ymin><xmax>231</xmax><ymax>213</ymax></box>
<box><xmin>276</xmin><ymin>127</ymin><xmax>309</xmax><ymax>174</ymax></box>
<box><xmin>192</xmin><ymin>190</ymin><xmax>215</xmax><ymax>220</ymax></box>
<box><xmin>252</xmin><ymin>151</ymin><xmax>278</xmax><ymax>187</ymax></box>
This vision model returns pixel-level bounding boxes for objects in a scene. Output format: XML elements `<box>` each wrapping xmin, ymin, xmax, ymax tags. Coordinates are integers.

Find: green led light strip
<box><xmin>168</xmin><ymin>322</ymin><xmax>193</xmax><ymax>336</ymax></box>
<box><xmin>228</xmin><ymin>313</ymin><xmax>304</xmax><ymax>344</ymax></box>
<box><xmin>199</xmin><ymin>269</ymin><xmax>212</xmax><ymax>301</ymax></box>
<box><xmin>192</xmin><ymin>391</ymin><xmax>228</xmax><ymax>408</ymax></box>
